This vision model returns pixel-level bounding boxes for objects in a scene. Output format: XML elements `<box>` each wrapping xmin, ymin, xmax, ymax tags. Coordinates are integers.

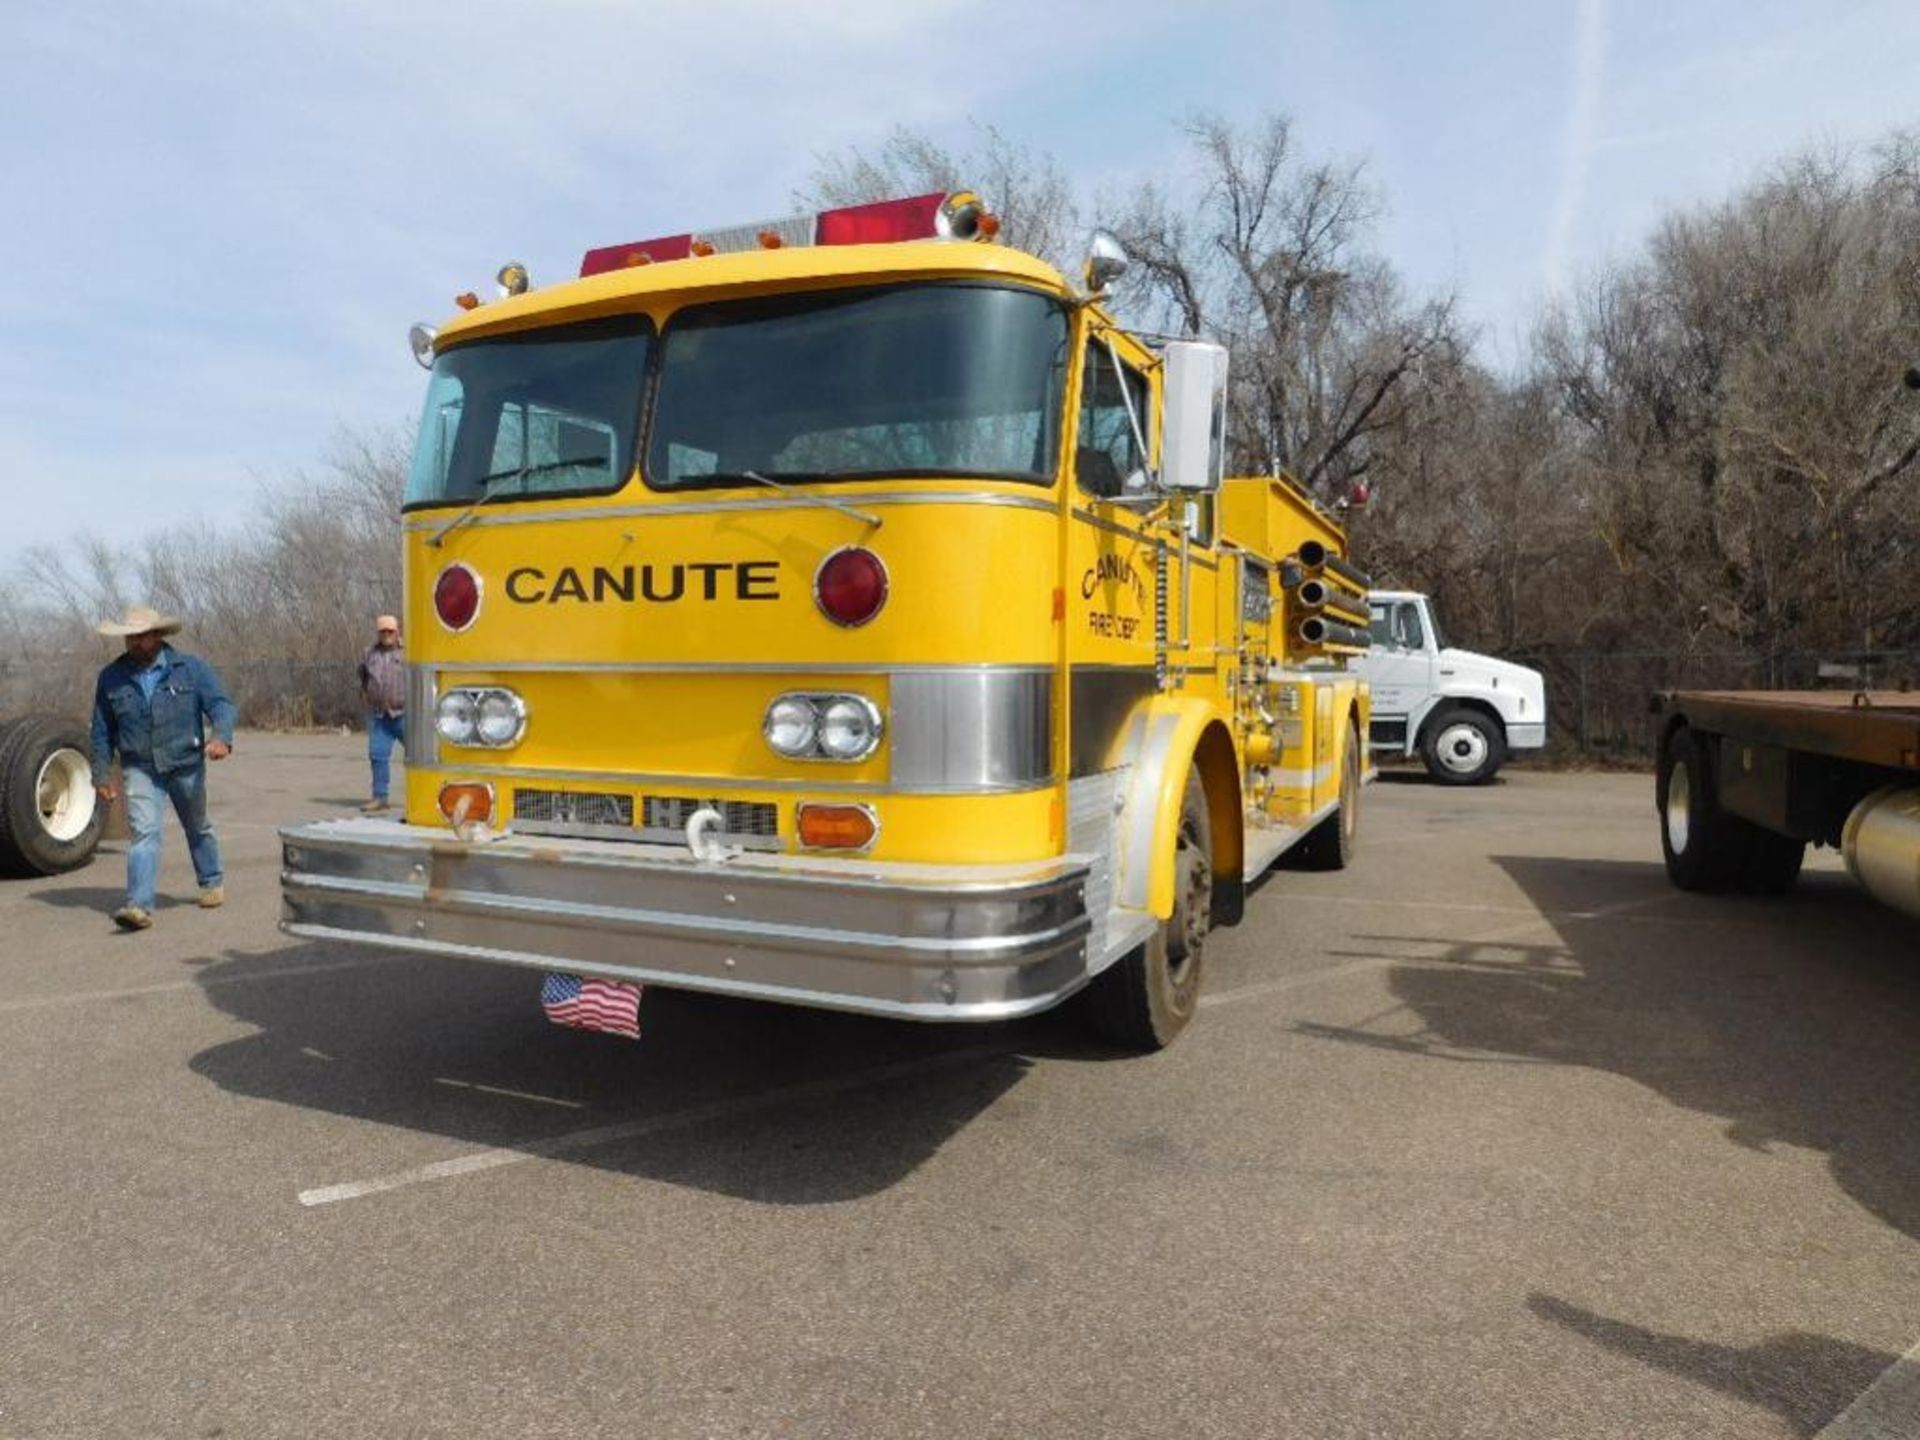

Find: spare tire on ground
<box><xmin>0</xmin><ymin>714</ymin><xmax>106</xmax><ymax>877</ymax></box>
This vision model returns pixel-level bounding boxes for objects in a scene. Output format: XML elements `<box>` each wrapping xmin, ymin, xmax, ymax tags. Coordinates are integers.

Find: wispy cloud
<box><xmin>1544</xmin><ymin>0</ymin><xmax>1608</xmax><ymax>295</ymax></box>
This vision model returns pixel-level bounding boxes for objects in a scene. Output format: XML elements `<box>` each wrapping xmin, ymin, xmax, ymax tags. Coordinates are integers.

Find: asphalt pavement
<box><xmin>1</xmin><ymin>734</ymin><xmax>1916</xmax><ymax>1439</ymax></box>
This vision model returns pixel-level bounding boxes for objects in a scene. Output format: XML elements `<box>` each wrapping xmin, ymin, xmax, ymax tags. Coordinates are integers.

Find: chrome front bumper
<box><xmin>279</xmin><ymin>819</ymin><xmax>1095</xmax><ymax>1022</ymax></box>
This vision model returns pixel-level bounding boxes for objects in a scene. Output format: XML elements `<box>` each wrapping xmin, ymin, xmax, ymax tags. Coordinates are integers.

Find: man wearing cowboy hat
<box><xmin>88</xmin><ymin>606</ymin><xmax>237</xmax><ymax>931</ymax></box>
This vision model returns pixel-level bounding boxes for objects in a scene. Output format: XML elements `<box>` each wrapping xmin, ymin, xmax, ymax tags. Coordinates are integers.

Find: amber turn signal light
<box><xmin>796</xmin><ymin>803</ymin><xmax>877</xmax><ymax>852</ymax></box>
<box><xmin>438</xmin><ymin>782</ymin><xmax>495</xmax><ymax>828</ymax></box>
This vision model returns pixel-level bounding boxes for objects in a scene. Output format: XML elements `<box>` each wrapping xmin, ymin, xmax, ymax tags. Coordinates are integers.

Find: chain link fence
<box><xmin>1513</xmin><ymin>649</ymin><xmax>1920</xmax><ymax>763</ymax></box>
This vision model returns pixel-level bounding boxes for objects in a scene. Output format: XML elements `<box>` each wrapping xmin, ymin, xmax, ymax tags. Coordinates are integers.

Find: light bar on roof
<box><xmin>579</xmin><ymin>191</ymin><xmax>996</xmax><ymax>277</ymax></box>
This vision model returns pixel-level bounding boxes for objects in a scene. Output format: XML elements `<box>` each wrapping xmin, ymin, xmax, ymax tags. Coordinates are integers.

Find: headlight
<box><xmin>436</xmin><ymin>690</ymin><xmax>477</xmax><ymax>745</ymax></box>
<box><xmin>475</xmin><ymin>690</ymin><xmax>527</xmax><ymax>746</ymax></box>
<box><xmin>818</xmin><ymin>696</ymin><xmax>882</xmax><ymax>760</ymax></box>
<box><xmin>764</xmin><ymin>692</ymin><xmax>882</xmax><ymax>761</ymax></box>
<box><xmin>764</xmin><ymin>696</ymin><xmax>819</xmax><ymax>758</ymax></box>
<box><xmin>436</xmin><ymin>687</ymin><xmax>526</xmax><ymax>748</ymax></box>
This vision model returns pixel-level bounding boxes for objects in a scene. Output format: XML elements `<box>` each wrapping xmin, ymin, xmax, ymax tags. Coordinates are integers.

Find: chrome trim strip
<box><xmin>413</xmin><ymin>661</ymin><xmax>1053</xmax><ymax>677</ymax></box>
<box><xmin>890</xmin><ymin>670</ymin><xmax>1054</xmax><ymax>790</ymax></box>
<box><xmin>1069</xmin><ymin>667</ymin><xmax>1157</xmax><ymax>778</ymax></box>
<box><xmin>1070</xmin><ymin>506</ymin><xmax>1146</xmax><ymax>540</ymax></box>
<box><xmin>413</xmin><ymin>760</ymin><xmax>1057</xmax><ymax>798</ymax></box>
<box><xmin>404</xmin><ymin>489</ymin><xmax>1059</xmax><ymax>531</ymax></box>
<box><xmin>404</xmin><ymin>664</ymin><xmax>438</xmax><ymax>766</ymax></box>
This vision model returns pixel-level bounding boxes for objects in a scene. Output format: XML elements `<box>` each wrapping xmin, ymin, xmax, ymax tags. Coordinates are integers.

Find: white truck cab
<box><xmin>1357</xmin><ymin>591</ymin><xmax>1546</xmax><ymax>784</ymax></box>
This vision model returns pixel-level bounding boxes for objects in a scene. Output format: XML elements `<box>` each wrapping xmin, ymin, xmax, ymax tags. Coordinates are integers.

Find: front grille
<box><xmin>641</xmin><ymin>795</ymin><xmax>781</xmax><ymax>850</ymax></box>
<box><xmin>510</xmin><ymin>787</ymin><xmax>781</xmax><ymax>849</ymax></box>
<box><xmin>513</xmin><ymin>788</ymin><xmax>634</xmax><ymax>835</ymax></box>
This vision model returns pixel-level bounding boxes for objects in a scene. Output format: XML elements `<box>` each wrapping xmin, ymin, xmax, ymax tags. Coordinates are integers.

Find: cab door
<box><xmin>1362</xmin><ymin>599</ymin><xmax>1434</xmax><ymax>739</ymax></box>
<box><xmin>1066</xmin><ymin>333</ymin><xmax>1164</xmax><ymax>779</ymax></box>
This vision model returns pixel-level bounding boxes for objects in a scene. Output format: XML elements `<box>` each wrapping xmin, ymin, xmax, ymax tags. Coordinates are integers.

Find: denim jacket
<box><xmin>90</xmin><ymin>647</ymin><xmax>238</xmax><ymax>780</ymax></box>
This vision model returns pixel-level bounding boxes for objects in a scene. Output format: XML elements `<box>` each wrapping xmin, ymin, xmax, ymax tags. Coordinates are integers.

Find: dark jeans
<box><xmin>368</xmin><ymin>712</ymin><xmax>406</xmax><ymax>800</ymax></box>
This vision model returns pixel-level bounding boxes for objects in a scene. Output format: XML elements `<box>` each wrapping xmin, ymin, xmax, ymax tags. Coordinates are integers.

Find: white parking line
<box><xmin>298</xmin><ymin>952</ymin><xmax>1427</xmax><ymax>1209</ymax></box>
<box><xmin>433</xmin><ymin>1077</ymin><xmax>584</xmax><ymax>1109</ymax></box>
<box><xmin>298</xmin><ymin>1042</ymin><xmax>1007</xmax><ymax>1207</ymax></box>
<box><xmin>1815</xmin><ymin>1334</ymin><xmax>1920</xmax><ymax>1439</ymax></box>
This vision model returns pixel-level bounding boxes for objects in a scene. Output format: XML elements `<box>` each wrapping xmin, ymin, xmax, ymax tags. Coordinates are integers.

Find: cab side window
<box><xmin>1393</xmin><ymin>602</ymin><xmax>1426</xmax><ymax>650</ymax></box>
<box><xmin>1076</xmin><ymin>342</ymin><xmax>1150</xmax><ymax>498</ymax></box>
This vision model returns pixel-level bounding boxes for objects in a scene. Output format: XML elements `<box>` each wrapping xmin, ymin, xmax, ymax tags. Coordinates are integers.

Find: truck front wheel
<box><xmin>1421</xmin><ymin>708</ymin><xmax>1505</xmax><ymax>785</ymax></box>
<box><xmin>1085</xmin><ymin>770</ymin><xmax>1212</xmax><ymax>1051</ymax></box>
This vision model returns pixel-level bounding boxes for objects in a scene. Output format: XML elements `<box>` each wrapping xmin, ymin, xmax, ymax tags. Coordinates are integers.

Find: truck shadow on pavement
<box><xmin>1302</xmin><ymin>854</ymin><xmax>1920</xmax><ymax>1240</ymax></box>
<box><xmin>1526</xmin><ymin>1294</ymin><xmax>1898</xmax><ymax>1438</ymax></box>
<box><xmin>185</xmin><ymin>944</ymin><xmax>1096</xmax><ymax>1204</ymax></box>
<box><xmin>1297</xmin><ymin>854</ymin><xmax>1919</xmax><ymax>1429</ymax></box>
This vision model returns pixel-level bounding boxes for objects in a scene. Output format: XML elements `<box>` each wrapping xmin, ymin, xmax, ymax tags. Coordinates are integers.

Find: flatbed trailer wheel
<box><xmin>1739</xmin><ymin>828</ymin><xmax>1806</xmax><ymax>896</ymax></box>
<box><xmin>1658</xmin><ymin>726</ymin><xmax>1751</xmax><ymax>892</ymax></box>
<box><xmin>1084</xmin><ymin>770</ymin><xmax>1212</xmax><ymax>1051</ymax></box>
<box><xmin>1658</xmin><ymin>725</ymin><xmax>1806</xmax><ymax>896</ymax></box>
<box><xmin>0</xmin><ymin>715</ymin><xmax>106</xmax><ymax>877</ymax></box>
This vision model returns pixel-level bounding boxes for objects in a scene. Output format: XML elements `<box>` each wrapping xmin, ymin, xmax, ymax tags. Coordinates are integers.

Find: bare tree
<box><xmin>1112</xmin><ymin>114</ymin><xmax>1463</xmax><ymax>500</ymax></box>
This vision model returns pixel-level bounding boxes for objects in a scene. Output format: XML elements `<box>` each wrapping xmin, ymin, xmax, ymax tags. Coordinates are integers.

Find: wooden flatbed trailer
<box><xmin>1651</xmin><ymin>690</ymin><xmax>1920</xmax><ymax>916</ymax></box>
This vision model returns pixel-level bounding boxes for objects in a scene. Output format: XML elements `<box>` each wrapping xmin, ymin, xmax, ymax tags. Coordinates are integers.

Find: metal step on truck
<box><xmin>0</xmin><ymin>713</ymin><xmax>105</xmax><ymax>877</ymax></box>
<box><xmin>1652</xmin><ymin>690</ymin><xmax>1920</xmax><ymax>917</ymax></box>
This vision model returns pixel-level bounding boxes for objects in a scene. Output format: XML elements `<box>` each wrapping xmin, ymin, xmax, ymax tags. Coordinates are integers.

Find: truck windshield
<box><xmin>646</xmin><ymin>283</ymin><xmax>1069</xmax><ymax>489</ymax></box>
<box><xmin>404</xmin><ymin>315</ymin><xmax>653</xmax><ymax>510</ymax></box>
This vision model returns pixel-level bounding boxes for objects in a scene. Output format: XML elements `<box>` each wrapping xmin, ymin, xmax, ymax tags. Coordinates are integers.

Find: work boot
<box><xmin>113</xmin><ymin>906</ymin><xmax>154</xmax><ymax>931</ymax></box>
<box><xmin>360</xmin><ymin>798</ymin><xmax>391</xmax><ymax>814</ymax></box>
<box><xmin>197</xmin><ymin>886</ymin><xmax>225</xmax><ymax>909</ymax></box>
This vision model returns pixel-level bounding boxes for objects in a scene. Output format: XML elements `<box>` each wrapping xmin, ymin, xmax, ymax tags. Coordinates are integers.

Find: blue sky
<box><xmin>4</xmin><ymin>0</ymin><xmax>1917</xmax><ymax>567</ymax></box>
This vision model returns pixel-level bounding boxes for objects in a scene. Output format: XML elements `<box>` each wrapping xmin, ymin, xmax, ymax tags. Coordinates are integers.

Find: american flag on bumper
<box><xmin>540</xmin><ymin>973</ymin><xmax>643</xmax><ymax>1039</ymax></box>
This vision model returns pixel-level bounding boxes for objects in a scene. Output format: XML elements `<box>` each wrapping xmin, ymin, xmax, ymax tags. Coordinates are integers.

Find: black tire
<box><xmin>1295</xmin><ymin>722</ymin><xmax>1361</xmax><ymax>871</ymax></box>
<box><xmin>1656</xmin><ymin>726</ymin><xmax>1750</xmax><ymax>892</ymax></box>
<box><xmin>1738</xmin><ymin>827</ymin><xmax>1806</xmax><ymax>896</ymax></box>
<box><xmin>1420</xmin><ymin>707</ymin><xmax>1506</xmax><ymax>785</ymax></box>
<box><xmin>1085</xmin><ymin>769</ymin><xmax>1212</xmax><ymax>1051</ymax></box>
<box><xmin>0</xmin><ymin>714</ymin><xmax>106</xmax><ymax>877</ymax></box>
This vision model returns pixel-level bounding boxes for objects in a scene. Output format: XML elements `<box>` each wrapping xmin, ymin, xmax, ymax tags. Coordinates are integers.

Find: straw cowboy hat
<box><xmin>96</xmin><ymin>605</ymin><xmax>183</xmax><ymax>638</ymax></box>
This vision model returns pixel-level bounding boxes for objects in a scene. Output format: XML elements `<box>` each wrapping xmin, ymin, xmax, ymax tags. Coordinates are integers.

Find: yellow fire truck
<box><xmin>280</xmin><ymin>192</ymin><xmax>1371</xmax><ymax>1048</ymax></box>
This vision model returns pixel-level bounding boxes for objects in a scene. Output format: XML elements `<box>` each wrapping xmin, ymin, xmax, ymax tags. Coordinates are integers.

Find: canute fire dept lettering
<box><xmin>505</xmin><ymin>562</ymin><xmax>780</xmax><ymax>604</ymax></box>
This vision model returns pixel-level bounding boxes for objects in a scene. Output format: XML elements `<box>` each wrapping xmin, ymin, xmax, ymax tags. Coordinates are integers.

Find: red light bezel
<box><xmin>812</xmin><ymin>547</ymin><xmax>889</xmax><ymax>628</ymax></box>
<box><xmin>580</xmin><ymin>233</ymin><xmax>694</xmax><ymax>277</ymax></box>
<box><xmin>813</xmin><ymin>193</ymin><xmax>947</xmax><ymax>247</ymax></box>
<box><xmin>433</xmin><ymin>563</ymin><xmax>482</xmax><ymax>633</ymax></box>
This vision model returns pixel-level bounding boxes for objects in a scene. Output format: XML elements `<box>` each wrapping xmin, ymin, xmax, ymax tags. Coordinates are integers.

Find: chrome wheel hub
<box><xmin>1436</xmin><ymin>723</ymin><xmax>1489</xmax><ymax>775</ymax></box>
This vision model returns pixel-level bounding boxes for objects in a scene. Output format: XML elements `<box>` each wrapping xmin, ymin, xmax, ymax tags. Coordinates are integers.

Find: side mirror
<box><xmin>1161</xmin><ymin>341</ymin><xmax>1229</xmax><ymax>493</ymax></box>
<box><xmin>1083</xmin><ymin>230</ymin><xmax>1130</xmax><ymax>294</ymax></box>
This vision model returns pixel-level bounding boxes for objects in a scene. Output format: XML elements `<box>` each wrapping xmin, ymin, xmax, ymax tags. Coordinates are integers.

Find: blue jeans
<box><xmin>123</xmin><ymin>764</ymin><xmax>222</xmax><ymax>909</ymax></box>
<box><xmin>368</xmin><ymin>712</ymin><xmax>406</xmax><ymax>800</ymax></box>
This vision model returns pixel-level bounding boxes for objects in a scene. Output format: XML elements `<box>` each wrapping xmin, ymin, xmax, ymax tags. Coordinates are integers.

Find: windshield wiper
<box><xmin>716</xmin><ymin>470</ymin><xmax>882</xmax><ymax>529</ymax></box>
<box><xmin>427</xmin><ymin>458</ymin><xmax>608</xmax><ymax>547</ymax></box>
